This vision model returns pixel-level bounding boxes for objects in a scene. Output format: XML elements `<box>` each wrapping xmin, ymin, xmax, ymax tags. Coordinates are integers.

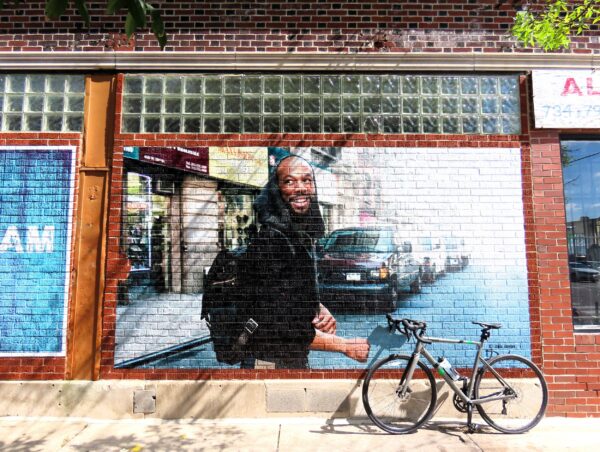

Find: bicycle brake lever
<box><xmin>399</xmin><ymin>326</ymin><xmax>410</xmax><ymax>339</ymax></box>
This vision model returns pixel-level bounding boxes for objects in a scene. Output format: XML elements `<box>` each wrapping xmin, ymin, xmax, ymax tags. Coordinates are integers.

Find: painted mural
<box><xmin>0</xmin><ymin>146</ymin><xmax>75</xmax><ymax>355</ymax></box>
<box><xmin>114</xmin><ymin>146</ymin><xmax>529</xmax><ymax>369</ymax></box>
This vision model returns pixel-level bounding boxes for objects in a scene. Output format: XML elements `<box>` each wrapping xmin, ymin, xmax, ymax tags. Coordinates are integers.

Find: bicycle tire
<box><xmin>474</xmin><ymin>354</ymin><xmax>548</xmax><ymax>433</ymax></box>
<box><xmin>362</xmin><ymin>354</ymin><xmax>437</xmax><ymax>434</ymax></box>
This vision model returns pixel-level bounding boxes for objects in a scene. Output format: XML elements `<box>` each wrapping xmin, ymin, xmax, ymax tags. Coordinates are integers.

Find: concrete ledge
<box><xmin>0</xmin><ymin>51</ymin><xmax>597</xmax><ymax>71</ymax></box>
<box><xmin>0</xmin><ymin>379</ymin><xmax>530</xmax><ymax>420</ymax></box>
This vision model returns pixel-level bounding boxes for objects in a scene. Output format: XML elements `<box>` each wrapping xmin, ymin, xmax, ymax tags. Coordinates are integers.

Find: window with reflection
<box><xmin>561</xmin><ymin>139</ymin><xmax>600</xmax><ymax>328</ymax></box>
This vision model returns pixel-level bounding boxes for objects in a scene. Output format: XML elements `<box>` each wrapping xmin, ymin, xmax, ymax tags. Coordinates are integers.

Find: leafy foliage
<box><xmin>1</xmin><ymin>0</ymin><xmax>166</xmax><ymax>49</ymax></box>
<box><xmin>511</xmin><ymin>0</ymin><xmax>600</xmax><ymax>51</ymax></box>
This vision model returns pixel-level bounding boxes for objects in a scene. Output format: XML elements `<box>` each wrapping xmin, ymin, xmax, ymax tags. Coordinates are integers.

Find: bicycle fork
<box><xmin>397</xmin><ymin>353</ymin><xmax>419</xmax><ymax>398</ymax></box>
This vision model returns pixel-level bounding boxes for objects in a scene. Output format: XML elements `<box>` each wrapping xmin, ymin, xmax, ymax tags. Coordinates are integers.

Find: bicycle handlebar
<box><xmin>386</xmin><ymin>314</ymin><xmax>430</xmax><ymax>343</ymax></box>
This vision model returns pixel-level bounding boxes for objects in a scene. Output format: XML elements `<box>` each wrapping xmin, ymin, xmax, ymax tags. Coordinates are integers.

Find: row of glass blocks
<box><xmin>124</xmin><ymin>115</ymin><xmax>519</xmax><ymax>134</ymax></box>
<box><xmin>122</xmin><ymin>74</ymin><xmax>521</xmax><ymax>134</ymax></box>
<box><xmin>125</xmin><ymin>95</ymin><xmax>516</xmax><ymax>116</ymax></box>
<box><xmin>124</xmin><ymin>74</ymin><xmax>516</xmax><ymax>96</ymax></box>
<box><xmin>0</xmin><ymin>74</ymin><xmax>85</xmax><ymax>132</ymax></box>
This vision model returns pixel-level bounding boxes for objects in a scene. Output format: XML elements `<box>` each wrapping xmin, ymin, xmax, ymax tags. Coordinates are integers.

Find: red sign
<box><xmin>137</xmin><ymin>147</ymin><xmax>209</xmax><ymax>175</ymax></box>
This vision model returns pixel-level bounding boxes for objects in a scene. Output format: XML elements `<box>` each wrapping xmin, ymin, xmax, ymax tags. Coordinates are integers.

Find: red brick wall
<box><xmin>529</xmin><ymin>129</ymin><xmax>600</xmax><ymax>416</ymax></box>
<box><xmin>0</xmin><ymin>133</ymin><xmax>81</xmax><ymax>380</ymax></box>
<box><xmin>0</xmin><ymin>1</ymin><xmax>598</xmax><ymax>417</ymax></box>
<box><xmin>0</xmin><ymin>1</ymin><xmax>598</xmax><ymax>53</ymax></box>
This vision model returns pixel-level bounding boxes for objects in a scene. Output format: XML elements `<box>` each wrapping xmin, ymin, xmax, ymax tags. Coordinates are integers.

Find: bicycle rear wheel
<box><xmin>474</xmin><ymin>354</ymin><xmax>548</xmax><ymax>433</ymax></box>
<box><xmin>362</xmin><ymin>354</ymin><xmax>437</xmax><ymax>434</ymax></box>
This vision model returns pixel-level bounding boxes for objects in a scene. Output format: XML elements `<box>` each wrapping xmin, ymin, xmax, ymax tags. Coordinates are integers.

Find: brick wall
<box><xmin>0</xmin><ymin>1</ymin><xmax>598</xmax><ymax>53</ymax></box>
<box><xmin>0</xmin><ymin>1</ymin><xmax>598</xmax><ymax>418</ymax></box>
<box><xmin>97</xmin><ymin>73</ymin><xmax>599</xmax><ymax>417</ymax></box>
<box><xmin>529</xmin><ymin>130</ymin><xmax>600</xmax><ymax>416</ymax></box>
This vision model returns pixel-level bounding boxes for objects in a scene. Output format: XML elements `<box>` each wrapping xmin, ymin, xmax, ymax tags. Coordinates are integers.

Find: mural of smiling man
<box><xmin>114</xmin><ymin>146</ymin><xmax>530</xmax><ymax>370</ymax></box>
<box><xmin>238</xmin><ymin>155</ymin><xmax>370</xmax><ymax>369</ymax></box>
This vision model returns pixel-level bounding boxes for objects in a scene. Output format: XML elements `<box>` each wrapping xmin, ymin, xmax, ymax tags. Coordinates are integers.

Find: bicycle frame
<box><xmin>403</xmin><ymin>335</ymin><xmax>516</xmax><ymax>407</ymax></box>
<box><xmin>365</xmin><ymin>317</ymin><xmax>547</xmax><ymax>434</ymax></box>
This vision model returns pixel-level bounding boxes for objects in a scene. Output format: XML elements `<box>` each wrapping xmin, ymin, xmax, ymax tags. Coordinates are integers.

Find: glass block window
<box><xmin>121</xmin><ymin>74</ymin><xmax>521</xmax><ymax>135</ymax></box>
<box><xmin>0</xmin><ymin>74</ymin><xmax>85</xmax><ymax>132</ymax></box>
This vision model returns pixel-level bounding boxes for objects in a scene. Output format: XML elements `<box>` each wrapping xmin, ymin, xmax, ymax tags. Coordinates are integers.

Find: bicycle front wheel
<box><xmin>362</xmin><ymin>354</ymin><xmax>437</xmax><ymax>434</ymax></box>
<box><xmin>474</xmin><ymin>354</ymin><xmax>548</xmax><ymax>433</ymax></box>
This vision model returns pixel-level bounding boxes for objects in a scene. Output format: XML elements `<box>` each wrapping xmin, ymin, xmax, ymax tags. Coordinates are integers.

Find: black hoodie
<box><xmin>242</xmin><ymin>156</ymin><xmax>325</xmax><ymax>366</ymax></box>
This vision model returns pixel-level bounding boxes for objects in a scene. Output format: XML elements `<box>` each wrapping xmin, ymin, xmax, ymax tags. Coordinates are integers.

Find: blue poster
<box><xmin>0</xmin><ymin>147</ymin><xmax>75</xmax><ymax>355</ymax></box>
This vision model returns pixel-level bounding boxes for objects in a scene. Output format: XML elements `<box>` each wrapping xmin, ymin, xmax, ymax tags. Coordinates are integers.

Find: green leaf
<box><xmin>125</xmin><ymin>11</ymin><xmax>136</xmax><ymax>37</ymax></box>
<box><xmin>45</xmin><ymin>0</ymin><xmax>68</xmax><ymax>19</ymax></box>
<box><xmin>127</xmin><ymin>0</ymin><xmax>147</xmax><ymax>28</ymax></box>
<box><xmin>510</xmin><ymin>0</ymin><xmax>600</xmax><ymax>51</ymax></box>
<box><xmin>73</xmin><ymin>0</ymin><xmax>90</xmax><ymax>27</ymax></box>
<box><xmin>151</xmin><ymin>8</ymin><xmax>167</xmax><ymax>49</ymax></box>
<box><xmin>107</xmin><ymin>0</ymin><xmax>127</xmax><ymax>14</ymax></box>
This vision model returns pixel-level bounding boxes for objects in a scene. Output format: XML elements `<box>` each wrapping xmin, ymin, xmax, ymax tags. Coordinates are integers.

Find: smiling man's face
<box><xmin>276</xmin><ymin>157</ymin><xmax>315</xmax><ymax>215</ymax></box>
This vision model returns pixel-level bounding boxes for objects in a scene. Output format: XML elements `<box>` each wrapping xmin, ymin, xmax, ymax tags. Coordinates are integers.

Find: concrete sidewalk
<box><xmin>0</xmin><ymin>416</ymin><xmax>598</xmax><ymax>452</ymax></box>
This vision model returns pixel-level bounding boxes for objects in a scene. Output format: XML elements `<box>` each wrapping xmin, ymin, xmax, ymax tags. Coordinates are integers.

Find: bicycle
<box><xmin>362</xmin><ymin>315</ymin><xmax>548</xmax><ymax>434</ymax></box>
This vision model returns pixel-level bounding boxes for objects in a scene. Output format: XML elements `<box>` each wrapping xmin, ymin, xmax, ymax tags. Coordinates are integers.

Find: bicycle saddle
<box><xmin>472</xmin><ymin>321</ymin><xmax>502</xmax><ymax>329</ymax></box>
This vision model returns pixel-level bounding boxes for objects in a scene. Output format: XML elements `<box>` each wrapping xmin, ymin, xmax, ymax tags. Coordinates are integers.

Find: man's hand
<box><xmin>313</xmin><ymin>303</ymin><xmax>337</xmax><ymax>334</ymax></box>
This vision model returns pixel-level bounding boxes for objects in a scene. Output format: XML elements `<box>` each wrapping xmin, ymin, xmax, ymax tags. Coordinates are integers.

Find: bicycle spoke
<box><xmin>475</xmin><ymin>355</ymin><xmax>548</xmax><ymax>433</ymax></box>
<box><xmin>362</xmin><ymin>355</ymin><xmax>437</xmax><ymax>434</ymax></box>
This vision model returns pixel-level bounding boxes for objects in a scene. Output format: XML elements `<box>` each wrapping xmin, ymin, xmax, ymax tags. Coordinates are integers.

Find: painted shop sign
<box><xmin>0</xmin><ymin>225</ymin><xmax>55</xmax><ymax>253</ymax></box>
<box><xmin>208</xmin><ymin>146</ymin><xmax>268</xmax><ymax>188</ymax></box>
<box><xmin>532</xmin><ymin>69</ymin><xmax>600</xmax><ymax>128</ymax></box>
<box><xmin>0</xmin><ymin>146</ymin><xmax>75</xmax><ymax>356</ymax></box>
<box><xmin>124</xmin><ymin>146</ymin><xmax>209</xmax><ymax>175</ymax></box>
<box><xmin>124</xmin><ymin>146</ymin><xmax>268</xmax><ymax>187</ymax></box>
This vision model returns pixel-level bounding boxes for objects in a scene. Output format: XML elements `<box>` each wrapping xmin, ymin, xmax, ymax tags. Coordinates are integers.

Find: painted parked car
<box><xmin>569</xmin><ymin>261</ymin><xmax>600</xmax><ymax>283</ymax></box>
<box><xmin>317</xmin><ymin>226</ymin><xmax>421</xmax><ymax>311</ymax></box>
<box><xmin>443</xmin><ymin>237</ymin><xmax>469</xmax><ymax>271</ymax></box>
<box><xmin>413</xmin><ymin>236</ymin><xmax>447</xmax><ymax>282</ymax></box>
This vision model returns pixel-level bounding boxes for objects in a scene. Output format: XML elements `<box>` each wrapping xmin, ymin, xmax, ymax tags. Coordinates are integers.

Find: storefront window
<box><xmin>561</xmin><ymin>139</ymin><xmax>600</xmax><ymax>329</ymax></box>
<box><xmin>221</xmin><ymin>190</ymin><xmax>258</xmax><ymax>249</ymax></box>
<box><xmin>124</xmin><ymin>172</ymin><xmax>152</xmax><ymax>271</ymax></box>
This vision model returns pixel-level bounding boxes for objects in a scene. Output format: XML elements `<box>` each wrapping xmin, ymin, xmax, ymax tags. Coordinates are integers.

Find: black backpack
<box><xmin>201</xmin><ymin>246</ymin><xmax>257</xmax><ymax>365</ymax></box>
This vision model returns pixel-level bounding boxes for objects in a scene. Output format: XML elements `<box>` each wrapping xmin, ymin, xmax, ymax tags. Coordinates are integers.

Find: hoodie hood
<box><xmin>253</xmin><ymin>155</ymin><xmax>325</xmax><ymax>241</ymax></box>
